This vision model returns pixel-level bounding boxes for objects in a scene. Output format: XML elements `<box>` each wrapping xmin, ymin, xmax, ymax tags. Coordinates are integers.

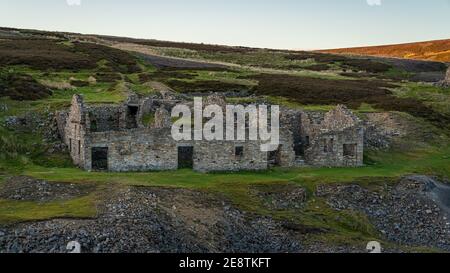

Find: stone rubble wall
<box><xmin>322</xmin><ymin>105</ymin><xmax>360</xmax><ymax>131</ymax></box>
<box><xmin>55</xmin><ymin>111</ymin><xmax>68</xmax><ymax>141</ymax></box>
<box><xmin>193</xmin><ymin>140</ymin><xmax>268</xmax><ymax>173</ymax></box>
<box><xmin>86</xmin><ymin>106</ymin><xmax>122</xmax><ymax>132</ymax></box>
<box><xmin>85</xmin><ymin>128</ymin><xmax>178</xmax><ymax>172</ymax></box>
<box><xmin>305</xmin><ymin>127</ymin><xmax>364</xmax><ymax>167</ymax></box>
<box><xmin>299</xmin><ymin>105</ymin><xmax>364</xmax><ymax>167</ymax></box>
<box><xmin>153</xmin><ymin>107</ymin><xmax>172</xmax><ymax>129</ymax></box>
<box><xmin>277</xmin><ymin>127</ymin><xmax>297</xmax><ymax>167</ymax></box>
<box><xmin>363</xmin><ymin>112</ymin><xmax>405</xmax><ymax>150</ymax></box>
<box><xmin>137</xmin><ymin>98</ymin><xmax>154</xmax><ymax>128</ymax></box>
<box><xmin>64</xmin><ymin>95</ymin><xmax>87</xmax><ymax>168</ymax></box>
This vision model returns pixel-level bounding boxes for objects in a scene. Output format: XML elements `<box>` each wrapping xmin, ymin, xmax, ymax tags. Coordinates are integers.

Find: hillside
<box><xmin>320</xmin><ymin>39</ymin><xmax>450</xmax><ymax>62</ymax></box>
<box><xmin>0</xmin><ymin>27</ymin><xmax>450</xmax><ymax>253</ymax></box>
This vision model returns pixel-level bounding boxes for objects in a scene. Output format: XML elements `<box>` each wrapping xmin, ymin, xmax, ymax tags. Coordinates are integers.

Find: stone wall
<box><xmin>299</xmin><ymin>111</ymin><xmax>325</xmax><ymax>145</ymax></box>
<box><xmin>299</xmin><ymin>105</ymin><xmax>364</xmax><ymax>167</ymax></box>
<box><xmin>305</xmin><ymin>127</ymin><xmax>364</xmax><ymax>167</ymax></box>
<box><xmin>322</xmin><ymin>105</ymin><xmax>360</xmax><ymax>131</ymax></box>
<box><xmin>83</xmin><ymin>128</ymin><xmax>269</xmax><ymax>173</ymax></box>
<box><xmin>85</xmin><ymin>128</ymin><xmax>178</xmax><ymax>172</ymax></box>
<box><xmin>277</xmin><ymin>128</ymin><xmax>297</xmax><ymax>167</ymax></box>
<box><xmin>193</xmin><ymin>140</ymin><xmax>268</xmax><ymax>173</ymax></box>
<box><xmin>64</xmin><ymin>95</ymin><xmax>87</xmax><ymax>168</ymax></box>
<box><xmin>87</xmin><ymin>106</ymin><xmax>122</xmax><ymax>132</ymax></box>
<box><xmin>55</xmin><ymin>111</ymin><xmax>68</xmax><ymax>140</ymax></box>
<box><xmin>363</xmin><ymin>112</ymin><xmax>405</xmax><ymax>150</ymax></box>
<box><xmin>60</xmin><ymin>95</ymin><xmax>365</xmax><ymax>172</ymax></box>
<box><xmin>153</xmin><ymin>107</ymin><xmax>171</xmax><ymax>129</ymax></box>
<box><xmin>137</xmin><ymin>98</ymin><xmax>154</xmax><ymax>128</ymax></box>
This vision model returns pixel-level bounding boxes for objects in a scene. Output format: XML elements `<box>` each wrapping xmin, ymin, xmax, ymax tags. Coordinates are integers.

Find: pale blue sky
<box><xmin>0</xmin><ymin>0</ymin><xmax>449</xmax><ymax>49</ymax></box>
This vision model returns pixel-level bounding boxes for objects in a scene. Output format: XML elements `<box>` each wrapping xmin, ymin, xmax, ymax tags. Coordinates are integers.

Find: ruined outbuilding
<box><xmin>57</xmin><ymin>94</ymin><xmax>364</xmax><ymax>172</ymax></box>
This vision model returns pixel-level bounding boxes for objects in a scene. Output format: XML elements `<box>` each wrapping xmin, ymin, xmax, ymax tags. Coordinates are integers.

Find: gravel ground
<box><xmin>1</xmin><ymin>176</ymin><xmax>448</xmax><ymax>253</ymax></box>
<box><xmin>0</xmin><ymin>185</ymin><xmax>306</xmax><ymax>253</ymax></box>
<box><xmin>0</xmin><ymin>176</ymin><xmax>95</xmax><ymax>202</ymax></box>
<box><xmin>317</xmin><ymin>175</ymin><xmax>450</xmax><ymax>251</ymax></box>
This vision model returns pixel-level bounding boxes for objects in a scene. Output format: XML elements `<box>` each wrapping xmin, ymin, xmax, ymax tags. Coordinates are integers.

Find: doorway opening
<box><xmin>127</xmin><ymin>106</ymin><xmax>139</xmax><ymax>129</ymax></box>
<box><xmin>268</xmin><ymin>145</ymin><xmax>282</xmax><ymax>166</ymax></box>
<box><xmin>92</xmin><ymin>147</ymin><xmax>108</xmax><ymax>171</ymax></box>
<box><xmin>178</xmin><ymin>146</ymin><xmax>194</xmax><ymax>169</ymax></box>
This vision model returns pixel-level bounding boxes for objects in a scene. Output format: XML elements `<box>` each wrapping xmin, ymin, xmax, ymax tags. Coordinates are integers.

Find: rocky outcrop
<box><xmin>436</xmin><ymin>67</ymin><xmax>450</xmax><ymax>87</ymax></box>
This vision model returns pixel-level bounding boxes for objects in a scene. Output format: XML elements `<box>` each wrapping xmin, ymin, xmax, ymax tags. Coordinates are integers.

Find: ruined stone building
<box><xmin>57</xmin><ymin>94</ymin><xmax>364</xmax><ymax>173</ymax></box>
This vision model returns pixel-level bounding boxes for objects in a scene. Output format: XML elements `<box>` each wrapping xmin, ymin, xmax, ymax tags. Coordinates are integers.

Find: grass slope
<box><xmin>0</xmin><ymin>194</ymin><xmax>98</xmax><ymax>224</ymax></box>
<box><xmin>0</xmin><ymin>28</ymin><xmax>449</xmax><ymax>250</ymax></box>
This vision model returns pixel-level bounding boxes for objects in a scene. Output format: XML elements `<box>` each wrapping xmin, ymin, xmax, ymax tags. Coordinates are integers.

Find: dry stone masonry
<box><xmin>57</xmin><ymin>94</ymin><xmax>365</xmax><ymax>172</ymax></box>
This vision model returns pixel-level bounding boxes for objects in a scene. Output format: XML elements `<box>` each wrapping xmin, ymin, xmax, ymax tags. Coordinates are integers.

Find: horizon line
<box><xmin>1</xmin><ymin>25</ymin><xmax>449</xmax><ymax>52</ymax></box>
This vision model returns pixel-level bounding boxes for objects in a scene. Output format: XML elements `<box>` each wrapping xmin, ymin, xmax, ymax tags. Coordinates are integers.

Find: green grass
<box><xmin>1</xmin><ymin>55</ymin><xmax>450</xmax><ymax>250</ymax></box>
<box><xmin>194</xmin><ymin>70</ymin><xmax>257</xmax><ymax>86</ymax></box>
<box><xmin>199</xmin><ymin>50</ymin><xmax>315</xmax><ymax>70</ymax></box>
<box><xmin>0</xmin><ymin>194</ymin><xmax>98</xmax><ymax>224</ymax></box>
<box><xmin>141</xmin><ymin>113</ymin><xmax>155</xmax><ymax>126</ymax></box>
<box><xmin>1</xmin><ymin>143</ymin><xmax>448</xmax><ymax>247</ymax></box>
<box><xmin>206</xmin><ymin>180</ymin><xmax>382</xmax><ymax>245</ymax></box>
<box><xmin>6</xmin><ymin>142</ymin><xmax>445</xmax><ymax>190</ymax></box>
<box><xmin>47</xmin><ymin>83</ymin><xmax>126</xmax><ymax>104</ymax></box>
<box><xmin>127</xmin><ymin>82</ymin><xmax>157</xmax><ymax>96</ymax></box>
<box><xmin>393</xmin><ymin>83</ymin><xmax>450</xmax><ymax>116</ymax></box>
<box><xmin>2</xmin><ymin>65</ymin><xmax>152</xmax><ymax>106</ymax></box>
<box><xmin>149</xmin><ymin>46</ymin><xmax>348</xmax><ymax>80</ymax></box>
<box><xmin>229</xmin><ymin>96</ymin><xmax>381</xmax><ymax>114</ymax></box>
<box><xmin>0</xmin><ymin>118</ymin><xmax>447</xmax><ymax>252</ymax></box>
<box><xmin>384</xmin><ymin>67</ymin><xmax>413</xmax><ymax>80</ymax></box>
